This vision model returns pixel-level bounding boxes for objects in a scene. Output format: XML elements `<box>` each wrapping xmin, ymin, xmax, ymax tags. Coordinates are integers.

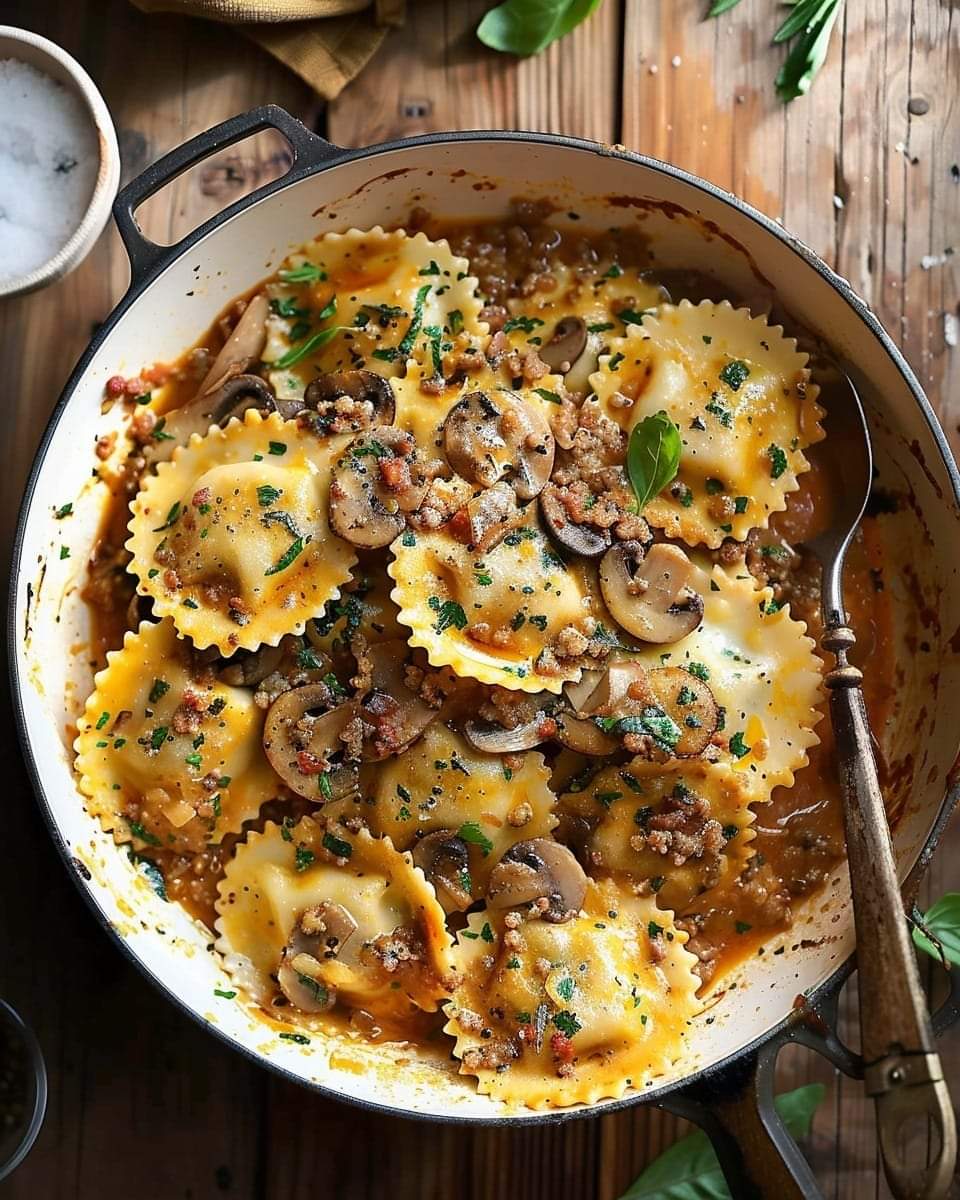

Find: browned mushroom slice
<box><xmin>553</xmin><ymin>710</ymin><xmax>618</xmax><ymax>756</ymax></box>
<box><xmin>359</xmin><ymin>640</ymin><xmax>439</xmax><ymax>760</ymax></box>
<box><xmin>207</xmin><ymin>374</ymin><xmax>277</xmax><ymax>426</ymax></box>
<box><xmin>599</xmin><ymin>542</ymin><xmax>704</xmax><ymax>644</ymax></box>
<box><xmin>277</xmin><ymin>901</ymin><xmax>358</xmax><ymax>1012</ymax></box>
<box><xmin>538</xmin><ymin>316</ymin><xmax>588</xmax><ymax>374</ymax></box>
<box><xmin>196</xmin><ymin>293</ymin><xmax>270</xmax><ymax>398</ymax></box>
<box><xmin>411</xmin><ymin>830</ymin><xmax>473</xmax><ymax>912</ymax></box>
<box><xmin>539</xmin><ymin>482</ymin><xmax>611</xmax><ymax>558</ymax></box>
<box><xmin>642</xmin><ymin>667</ymin><xmax>718</xmax><ymax>757</ymax></box>
<box><xmin>263</xmin><ymin>688</ymin><xmax>360</xmax><ymax>800</ymax></box>
<box><xmin>218</xmin><ymin>641</ymin><xmax>285</xmax><ymax>687</ymax></box>
<box><xmin>463</xmin><ymin>712</ymin><xmax>550</xmax><ymax>753</ymax></box>
<box><xmin>302</xmin><ymin>369</ymin><xmax>396</xmax><ymax>433</ymax></box>
<box><xmin>486</xmin><ymin>838</ymin><xmax>588</xmax><ymax>923</ymax></box>
<box><xmin>329</xmin><ymin>427</ymin><xmax>429</xmax><ymax>548</ymax></box>
<box><xmin>442</xmin><ymin>390</ymin><xmax>554</xmax><ymax>501</ymax></box>
<box><xmin>448</xmin><ymin>481</ymin><xmax>523</xmax><ymax>554</ymax></box>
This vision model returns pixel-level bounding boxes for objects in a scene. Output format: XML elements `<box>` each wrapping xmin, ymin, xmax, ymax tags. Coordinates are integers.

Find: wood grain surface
<box><xmin>1</xmin><ymin>2</ymin><xmax>957</xmax><ymax>1197</ymax></box>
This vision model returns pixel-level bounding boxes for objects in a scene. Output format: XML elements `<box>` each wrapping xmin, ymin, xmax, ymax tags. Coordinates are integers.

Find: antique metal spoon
<box><xmin>805</xmin><ymin>373</ymin><xmax>956</xmax><ymax>1200</ymax></box>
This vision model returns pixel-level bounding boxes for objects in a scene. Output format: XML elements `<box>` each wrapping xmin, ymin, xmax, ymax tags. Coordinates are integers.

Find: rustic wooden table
<box><xmin>2</xmin><ymin>2</ymin><xmax>958</xmax><ymax>1196</ymax></box>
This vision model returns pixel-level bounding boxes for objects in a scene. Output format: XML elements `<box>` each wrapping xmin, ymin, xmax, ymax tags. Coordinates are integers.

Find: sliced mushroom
<box><xmin>642</xmin><ymin>666</ymin><xmax>719</xmax><ymax>757</ymax></box>
<box><xmin>538</xmin><ymin>316</ymin><xmax>587</xmax><ymax>372</ymax></box>
<box><xmin>329</xmin><ymin>426</ymin><xmax>429</xmax><ymax>548</ymax></box>
<box><xmin>302</xmin><ymin>369</ymin><xmax>396</xmax><ymax>432</ymax></box>
<box><xmin>553</xmin><ymin>710</ymin><xmax>618</xmax><ymax>756</ymax></box>
<box><xmin>442</xmin><ymin>389</ymin><xmax>554</xmax><ymax>500</ymax></box>
<box><xmin>218</xmin><ymin>641</ymin><xmax>285</xmax><ymax>687</ymax></box>
<box><xmin>207</xmin><ymin>373</ymin><xmax>277</xmax><ymax>426</ymax></box>
<box><xmin>263</xmin><ymin>688</ymin><xmax>360</xmax><ymax>800</ymax></box>
<box><xmin>277</xmin><ymin>901</ymin><xmax>358</xmax><ymax>1012</ymax></box>
<box><xmin>539</xmin><ymin>482</ymin><xmax>611</xmax><ymax>558</ymax></box>
<box><xmin>463</xmin><ymin>712</ymin><xmax>550</xmax><ymax>754</ymax></box>
<box><xmin>412</xmin><ymin>830</ymin><xmax>473</xmax><ymax>912</ymax></box>
<box><xmin>196</xmin><ymin>293</ymin><xmax>269</xmax><ymax>399</ymax></box>
<box><xmin>449</xmin><ymin>481</ymin><xmax>523</xmax><ymax>554</ymax></box>
<box><xmin>487</xmin><ymin>838</ymin><xmax>588</xmax><ymax>923</ymax></box>
<box><xmin>599</xmin><ymin>542</ymin><xmax>704</xmax><ymax>644</ymax></box>
<box><xmin>359</xmin><ymin>640</ymin><xmax>439</xmax><ymax>759</ymax></box>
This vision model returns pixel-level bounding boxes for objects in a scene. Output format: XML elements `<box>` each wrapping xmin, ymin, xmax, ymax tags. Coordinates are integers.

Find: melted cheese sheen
<box><xmin>444</xmin><ymin>881</ymin><xmax>700</xmax><ymax>1107</ymax></box>
<box><xmin>216</xmin><ymin>820</ymin><xmax>454</xmax><ymax>1019</ymax></box>
<box><xmin>74</xmin><ymin>618</ymin><xmax>278</xmax><ymax>853</ymax></box>
<box><xmin>590</xmin><ymin>300</ymin><xmax>824</xmax><ymax>548</ymax></box>
<box><xmin>389</xmin><ymin>511</ymin><xmax>595</xmax><ymax>693</ymax></box>
<box><xmin>127</xmin><ymin>410</ymin><xmax>356</xmax><ymax>653</ymax></box>
<box><xmin>327</xmin><ymin>722</ymin><xmax>557</xmax><ymax>895</ymax></box>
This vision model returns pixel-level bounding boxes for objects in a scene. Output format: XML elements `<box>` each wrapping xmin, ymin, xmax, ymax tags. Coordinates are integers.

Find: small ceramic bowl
<box><xmin>0</xmin><ymin>1000</ymin><xmax>47</xmax><ymax>1181</ymax></box>
<box><xmin>0</xmin><ymin>26</ymin><xmax>120</xmax><ymax>298</ymax></box>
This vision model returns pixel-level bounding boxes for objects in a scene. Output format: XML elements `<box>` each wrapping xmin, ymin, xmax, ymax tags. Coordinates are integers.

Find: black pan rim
<box><xmin>8</xmin><ymin>123</ymin><xmax>960</xmax><ymax>1127</ymax></box>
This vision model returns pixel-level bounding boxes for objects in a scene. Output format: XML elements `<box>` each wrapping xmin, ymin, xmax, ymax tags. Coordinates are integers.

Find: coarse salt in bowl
<box><xmin>0</xmin><ymin>26</ymin><xmax>120</xmax><ymax>298</ymax></box>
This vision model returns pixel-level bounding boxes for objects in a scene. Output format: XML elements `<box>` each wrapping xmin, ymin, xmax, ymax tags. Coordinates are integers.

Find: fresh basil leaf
<box><xmin>775</xmin><ymin>0</ymin><xmax>842</xmax><ymax>102</ymax></box>
<box><xmin>627</xmin><ymin>411</ymin><xmax>682</xmax><ymax>511</ymax></box>
<box><xmin>618</xmin><ymin>1084</ymin><xmax>825</xmax><ymax>1199</ymax></box>
<box><xmin>707</xmin><ymin>0</ymin><xmax>743</xmax><ymax>13</ymax></box>
<box><xmin>912</xmin><ymin>892</ymin><xmax>960</xmax><ymax>967</ymax></box>
<box><xmin>477</xmin><ymin>0</ymin><xmax>603</xmax><ymax>56</ymax></box>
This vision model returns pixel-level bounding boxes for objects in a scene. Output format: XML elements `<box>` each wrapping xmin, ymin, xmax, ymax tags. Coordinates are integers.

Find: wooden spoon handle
<box><xmin>823</xmin><ymin>623</ymin><xmax>957</xmax><ymax>1200</ymax></box>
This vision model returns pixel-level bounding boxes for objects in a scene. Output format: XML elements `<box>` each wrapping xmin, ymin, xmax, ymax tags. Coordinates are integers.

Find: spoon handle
<box><xmin>823</xmin><ymin>621</ymin><xmax>957</xmax><ymax>1200</ymax></box>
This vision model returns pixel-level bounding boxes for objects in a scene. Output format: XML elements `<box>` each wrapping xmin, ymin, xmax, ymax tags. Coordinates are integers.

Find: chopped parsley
<box><xmin>322</xmin><ymin>832</ymin><xmax>352</xmax><ymax>859</ymax></box>
<box><xmin>675</xmin><ymin>685</ymin><xmax>697</xmax><ymax>706</ymax></box>
<box><xmin>257</xmin><ymin>484</ymin><xmax>282</xmax><ymax>507</ymax></box>
<box><xmin>397</xmin><ymin>283</ymin><xmax>432</xmax><ymax>358</ymax></box>
<box><xmin>552</xmin><ymin>1010</ymin><xmax>582</xmax><ymax>1037</ymax></box>
<box><xmin>278</xmin><ymin>1032</ymin><xmax>311</xmax><ymax>1044</ymax></box>
<box><xmin>734</xmin><ymin>495</ymin><xmax>749</xmax><ymax>514</ymax></box>
<box><xmin>128</xmin><ymin>819</ymin><xmax>160</xmax><ymax>846</ymax></box>
<box><xmin>273</xmin><ymin>325</ymin><xmax>343</xmax><ymax>369</ymax></box>
<box><xmin>59</xmin><ymin>546</ymin><xmax>70</xmax><ymax>560</ymax></box>
<box><xmin>686</xmin><ymin>661</ymin><xmax>710</xmax><ymax>681</ymax></box>
<box><xmin>148</xmin><ymin>679</ymin><xmax>170</xmax><ymax>704</ymax></box>
<box><xmin>602</xmin><ymin>263</ymin><xmax>623</xmax><ymax>278</ymax></box>
<box><xmin>534</xmin><ymin>388</ymin><xmax>562</xmax><ymax>405</ymax></box>
<box><xmin>213</xmin><ymin>987</ymin><xmax>237</xmax><ymax>1000</ymax></box>
<box><xmin>55</xmin><ymin>502</ymin><xmax>73</xmax><ymax>519</ymax></box>
<box><xmin>279</xmin><ymin>262</ymin><xmax>327</xmax><ymax>284</ymax></box>
<box><xmin>719</xmin><ymin>359</ymin><xmax>751</xmax><ymax>391</ymax></box>
<box><xmin>264</xmin><ymin>536</ymin><xmax>307</xmax><ymax>576</ymax></box>
<box><xmin>555</xmin><ymin>975</ymin><xmax>575</xmax><ymax>1002</ymax></box>
<box><xmin>608</xmin><ymin>351</ymin><xmax>625</xmax><ymax>371</ymax></box>
<box><xmin>418</xmin><ymin>259</ymin><xmax>441</xmax><ymax>275</ymax></box>
<box><xmin>768</xmin><ymin>442</ymin><xmax>788</xmax><ymax>478</ymax></box>
<box><xmin>735</xmin><ymin>921</ymin><xmax>753</xmax><ymax>934</ymax></box>
<box><xmin>458</xmin><ymin>821</ymin><xmax>493</xmax><ymax>857</ymax></box>
<box><xmin>729</xmin><ymin>731</ymin><xmax>751</xmax><ymax>759</ymax></box>
<box><xmin>269</xmin><ymin>441</ymin><xmax>287</xmax><ymax>456</ymax></box>
<box><xmin>480</xmin><ymin>922</ymin><xmax>495</xmax><ymax>943</ymax></box>
<box><xmin>503</xmin><ymin>314</ymin><xmax>544</xmax><ymax>334</ymax></box>
<box><xmin>150</xmin><ymin>726</ymin><xmax>169</xmax><ymax>751</ymax></box>
<box><xmin>152</xmin><ymin>501</ymin><xmax>181</xmax><ymax>532</ymax></box>
<box><xmin>294</xmin><ymin>844</ymin><xmax>316</xmax><ymax>872</ymax></box>
<box><xmin>617</xmin><ymin>308</ymin><xmax>650</xmax><ymax>325</ymax></box>
<box><xmin>430</xmin><ymin>598</ymin><xmax>468</xmax><ymax>634</ymax></box>
<box><xmin>449</xmin><ymin>309</ymin><xmax>464</xmax><ymax>334</ymax></box>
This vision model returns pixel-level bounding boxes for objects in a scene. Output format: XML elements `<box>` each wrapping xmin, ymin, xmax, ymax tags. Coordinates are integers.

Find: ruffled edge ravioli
<box><xmin>75</xmin><ymin>618</ymin><xmax>278</xmax><ymax>851</ymax></box>
<box><xmin>215</xmin><ymin>819</ymin><xmax>455</xmax><ymax>1019</ymax></box>
<box><xmin>561</xmin><ymin>761</ymin><xmax>755</xmax><ymax>913</ymax></box>
<box><xmin>590</xmin><ymin>300</ymin><xmax>825</xmax><ymax>548</ymax></box>
<box><xmin>263</xmin><ymin>226</ymin><xmax>487</xmax><ymax>396</ymax></box>
<box><xmin>636</xmin><ymin>561</ymin><xmax>823</xmax><ymax>801</ymax></box>
<box><xmin>126</xmin><ymin>409</ymin><xmax>357</xmax><ymax>653</ymax></box>
<box><xmin>329</xmin><ymin>721</ymin><xmax>557</xmax><ymax>894</ymax></box>
<box><xmin>388</xmin><ymin>512</ymin><xmax>596</xmax><ymax>694</ymax></box>
<box><xmin>444</xmin><ymin>881</ymin><xmax>700</xmax><ymax>1108</ymax></box>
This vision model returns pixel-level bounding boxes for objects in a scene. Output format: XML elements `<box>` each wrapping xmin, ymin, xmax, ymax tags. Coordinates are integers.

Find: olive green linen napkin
<box><xmin>130</xmin><ymin>0</ymin><xmax>405</xmax><ymax>99</ymax></box>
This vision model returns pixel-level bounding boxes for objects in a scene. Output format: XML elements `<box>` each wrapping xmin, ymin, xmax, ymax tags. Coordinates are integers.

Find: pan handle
<box><xmin>113</xmin><ymin>105</ymin><xmax>344</xmax><ymax>285</ymax></box>
<box><xmin>661</xmin><ymin>1042</ymin><xmax>824</xmax><ymax>1200</ymax></box>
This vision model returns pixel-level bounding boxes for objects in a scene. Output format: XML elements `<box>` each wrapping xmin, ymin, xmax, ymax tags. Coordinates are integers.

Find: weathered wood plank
<box><xmin>0</xmin><ymin>4</ymin><xmax>312</xmax><ymax>1198</ymax></box>
<box><xmin>327</xmin><ymin>0</ymin><xmax>619</xmax><ymax>147</ymax></box>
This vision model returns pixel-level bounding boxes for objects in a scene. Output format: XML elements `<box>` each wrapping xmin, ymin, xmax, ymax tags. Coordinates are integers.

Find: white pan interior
<box><xmin>11</xmin><ymin>135</ymin><xmax>960</xmax><ymax>1120</ymax></box>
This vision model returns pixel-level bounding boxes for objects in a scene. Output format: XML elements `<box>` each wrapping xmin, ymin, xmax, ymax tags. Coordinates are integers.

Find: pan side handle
<box><xmin>113</xmin><ymin>105</ymin><xmax>344</xmax><ymax>285</ymax></box>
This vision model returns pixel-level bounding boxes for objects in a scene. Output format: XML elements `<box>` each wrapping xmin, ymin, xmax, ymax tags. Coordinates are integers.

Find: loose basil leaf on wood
<box><xmin>706</xmin><ymin>0</ymin><xmax>743</xmax><ymax>15</ymax></box>
<box><xmin>618</xmin><ymin>1083</ymin><xmax>825</xmax><ymax>1199</ymax></box>
<box><xmin>477</xmin><ymin>0</ymin><xmax>603</xmax><ymax>56</ymax></box>
<box><xmin>912</xmin><ymin>892</ymin><xmax>960</xmax><ymax>967</ymax></box>
<box><xmin>774</xmin><ymin>0</ymin><xmax>843</xmax><ymax>102</ymax></box>
<box><xmin>627</xmin><ymin>411</ymin><xmax>682</xmax><ymax>511</ymax></box>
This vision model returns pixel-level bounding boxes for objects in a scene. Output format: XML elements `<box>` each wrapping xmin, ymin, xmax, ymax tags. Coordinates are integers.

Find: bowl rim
<box><xmin>0</xmin><ymin>24</ymin><xmax>121</xmax><ymax>298</ymax></box>
<box><xmin>0</xmin><ymin>999</ymin><xmax>47</xmax><ymax>1181</ymax></box>
<box><xmin>8</xmin><ymin>127</ymin><xmax>960</xmax><ymax>1125</ymax></box>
